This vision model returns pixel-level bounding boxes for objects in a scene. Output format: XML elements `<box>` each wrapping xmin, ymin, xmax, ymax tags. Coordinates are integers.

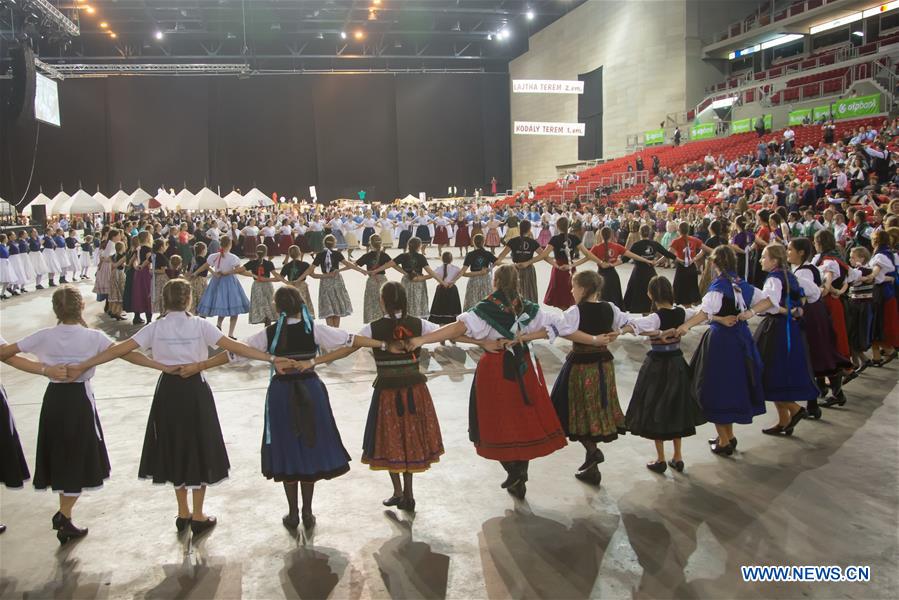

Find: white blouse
<box><xmin>242</xmin><ymin>226</ymin><xmax>260</xmax><ymax>237</ymax></box>
<box><xmin>812</xmin><ymin>254</ymin><xmax>841</xmax><ymax>279</ymax></box>
<box><xmin>243</xmin><ymin>318</ymin><xmax>354</xmax><ymax>352</ymax></box>
<box><xmin>16</xmin><ymin>324</ymin><xmax>113</xmax><ymax>382</ymax></box>
<box><xmin>553</xmin><ymin>302</ymin><xmax>633</xmax><ymax>337</ymax></box>
<box><xmin>432</xmin><ymin>263</ymin><xmax>461</xmax><ymax>283</ymax></box>
<box><xmin>206</xmin><ymin>251</ymin><xmax>241</xmax><ymax>273</ymax></box>
<box><xmin>628</xmin><ymin>308</ymin><xmax>699</xmax><ymax>335</ymax></box>
<box><xmin>868</xmin><ymin>253</ymin><xmax>895</xmax><ymax>284</ymax></box>
<box><xmin>131</xmin><ymin>312</ymin><xmax>224</xmax><ymax>365</ymax></box>
<box><xmin>103</xmin><ymin>240</ymin><xmax>116</xmax><ymax>258</ymax></box>
<box><xmin>793</xmin><ymin>266</ymin><xmax>821</xmax><ymax>303</ymax></box>
<box><xmin>699</xmin><ymin>286</ymin><xmax>767</xmax><ymax>318</ymax></box>
<box><xmin>358</xmin><ymin>314</ymin><xmax>440</xmax><ymax>338</ymax></box>
<box><xmin>457</xmin><ymin>309</ymin><xmax>559</xmax><ymax>342</ymax></box>
<box><xmin>261</xmin><ymin>226</ymin><xmax>276</xmax><ymax>237</ymax></box>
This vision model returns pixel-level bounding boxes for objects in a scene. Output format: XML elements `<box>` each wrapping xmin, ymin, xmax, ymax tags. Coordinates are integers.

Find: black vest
<box><xmin>656</xmin><ymin>307</ymin><xmax>686</xmax><ymax>330</ymax></box>
<box><xmin>571</xmin><ymin>302</ymin><xmax>615</xmax><ymax>355</ymax></box>
<box><xmin>370</xmin><ymin>316</ymin><xmax>425</xmax><ymax>388</ymax></box>
<box><xmin>265</xmin><ymin>322</ymin><xmax>317</xmax><ymax>359</ymax></box>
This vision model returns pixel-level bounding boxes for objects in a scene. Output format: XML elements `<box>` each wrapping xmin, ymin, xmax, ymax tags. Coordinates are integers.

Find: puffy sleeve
<box><xmin>457</xmin><ymin>311</ymin><xmax>494</xmax><ymax>339</ymax></box>
<box><xmin>242</xmin><ymin>330</ymin><xmax>269</xmax><ymax>352</ymax></box>
<box><xmin>750</xmin><ymin>287</ymin><xmax>768</xmax><ymax>308</ymax></box>
<box><xmin>523</xmin><ymin>309</ymin><xmax>560</xmax><ymax>342</ymax></box>
<box><xmin>610</xmin><ymin>304</ymin><xmax>632</xmax><ymax>330</ymax></box>
<box><xmin>358</xmin><ymin>324</ymin><xmax>372</xmax><ymax>338</ymax></box>
<box><xmin>794</xmin><ymin>268</ymin><xmax>821</xmax><ymax>302</ymax></box>
<box><xmin>871</xmin><ymin>253</ymin><xmax>894</xmax><ymax>272</ymax></box>
<box><xmin>553</xmin><ymin>306</ymin><xmax>581</xmax><ymax>337</ymax></box>
<box><xmin>628</xmin><ymin>313</ymin><xmax>661</xmax><ymax>335</ymax></box>
<box><xmin>819</xmin><ymin>259</ymin><xmax>840</xmax><ymax>278</ymax></box>
<box><xmin>762</xmin><ymin>276</ymin><xmax>783</xmax><ymax>311</ymax></box>
<box><xmin>699</xmin><ymin>291</ymin><xmax>724</xmax><ymax>318</ymax></box>
<box><xmin>313</xmin><ymin>324</ymin><xmax>354</xmax><ymax>350</ymax></box>
<box><xmin>419</xmin><ymin>319</ymin><xmax>441</xmax><ymax>335</ymax></box>
<box><xmin>683</xmin><ymin>307</ymin><xmax>700</xmax><ymax>321</ymax></box>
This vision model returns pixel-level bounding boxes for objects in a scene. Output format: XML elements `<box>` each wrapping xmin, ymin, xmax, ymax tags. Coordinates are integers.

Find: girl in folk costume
<box><xmin>343</xmin><ymin>213</ymin><xmax>360</xmax><ymax>259</ymax></box>
<box><xmin>188</xmin><ymin>242</ymin><xmax>210</xmax><ymax>315</ymax></box>
<box><xmin>280</xmin><ymin>245</ymin><xmax>316</xmax><ymax>318</ymax></box>
<box><xmin>670</xmin><ymin>221</ymin><xmax>712</xmax><ymax>307</ymax></box>
<box><xmin>239</xmin><ymin>244</ymin><xmax>279</xmax><ymax>327</ymax></box>
<box><xmin>312</xmin><ymin>234</ymin><xmax>366</xmax><ymax>327</ymax></box>
<box><xmin>542</xmin><ymin>271</ymin><xmax>631</xmax><ymax>485</ymax></box>
<box><xmin>307</xmin><ymin>216</ymin><xmax>326</xmax><ymax>253</ymax></box>
<box><xmin>429</xmin><ymin>252</ymin><xmax>463</xmax><ymax>325</ymax></box>
<box><xmin>413</xmin><ymin>209</ymin><xmax>433</xmax><ymax>250</ymax></box>
<box><xmin>408</xmin><ymin>265</ymin><xmax>576</xmax><ymax>500</ymax></box>
<box><xmin>866</xmin><ymin>229</ymin><xmax>899</xmax><ymax>365</ymax></box>
<box><xmin>190</xmin><ymin>286</ymin><xmax>384</xmax><ymax>530</ymax></box>
<box><xmin>397</xmin><ymin>213</ymin><xmax>414</xmax><ymax>251</ymax></box>
<box><xmin>7</xmin><ymin>233</ymin><xmax>31</xmax><ymax>295</ymax></box>
<box><xmin>788</xmin><ymin>238</ymin><xmax>852</xmax><ymax>415</ymax></box>
<box><xmin>0</xmin><ymin>234</ymin><xmax>17</xmax><ymax>299</ymax></box>
<box><xmin>150</xmin><ymin>238</ymin><xmax>170</xmax><ymax>316</ymax></box>
<box><xmin>80</xmin><ymin>235</ymin><xmax>95</xmax><ymax>280</ymax></box>
<box><xmin>241</xmin><ymin>218</ymin><xmax>260</xmax><ymax>258</ymax></box>
<box><xmin>131</xmin><ymin>231</ymin><xmax>155</xmax><ymax>325</ymax></box>
<box><xmin>0</xmin><ymin>335</ymin><xmax>70</xmax><ymax>533</ymax></box>
<box><xmin>361</xmin><ymin>210</ymin><xmax>378</xmax><ymax>248</ymax></box>
<box><xmin>39</xmin><ymin>230</ymin><xmax>59</xmax><ymax>288</ymax></box>
<box><xmin>64</xmin><ymin>229</ymin><xmax>81</xmax><ymax>283</ymax></box>
<box><xmin>261</xmin><ymin>220</ymin><xmax>278</xmax><ymax>257</ymax></box>
<box><xmin>349</xmin><ymin>282</ymin><xmax>446</xmax><ymax>511</ymax></box>
<box><xmin>376</xmin><ymin>214</ymin><xmax>395</xmax><ymax>249</ymax></box>
<box><xmin>574</xmin><ymin>226</ymin><xmax>656</xmax><ymax>308</ymax></box>
<box><xmin>294</xmin><ymin>218</ymin><xmax>312</xmax><ymax>256</ymax></box>
<box><xmin>484</xmin><ymin>213</ymin><xmax>503</xmax><ymax>249</ymax></box>
<box><xmin>460</xmin><ymin>234</ymin><xmax>498</xmax><ymax>310</ymax></box>
<box><xmin>52</xmin><ymin>229</ymin><xmax>71</xmax><ymax>284</ymax></box>
<box><xmin>122</xmin><ymin>235</ymin><xmax>140</xmax><ymax>319</ymax></box>
<box><xmin>495</xmin><ymin>220</ymin><xmax>541</xmax><ymax>303</ymax></box>
<box><xmin>753</xmin><ymin>244</ymin><xmax>819</xmax><ymax>435</ymax></box>
<box><xmin>0</xmin><ymin>287</ymin><xmax>165</xmax><ymax>543</ymax></box>
<box><xmin>26</xmin><ymin>230</ymin><xmax>45</xmax><ymax>290</ymax></box>
<box><xmin>326</xmin><ymin>214</ymin><xmax>349</xmax><ymax>252</ymax></box>
<box><xmin>197</xmin><ymin>236</ymin><xmax>251</xmax><ymax>338</ymax></box>
<box><xmin>432</xmin><ymin>209</ymin><xmax>452</xmax><ymax>256</ymax></box>
<box><xmin>277</xmin><ymin>221</ymin><xmax>295</xmax><ymax>256</ymax></box>
<box><xmin>91</xmin><ymin>228</ymin><xmax>119</xmax><ymax>302</ymax></box>
<box><xmin>384</xmin><ymin>237</ymin><xmax>440</xmax><ymax>319</ymax></box>
<box><xmin>454</xmin><ymin>211</ymin><xmax>471</xmax><ymax>257</ymax></box>
<box><xmin>623</xmin><ymin>224</ymin><xmax>677</xmax><ymax>314</ymax></box>
<box><xmin>622</xmin><ymin>276</ymin><xmax>705</xmax><ymax>474</ymax></box>
<box><xmin>502</xmin><ymin>212</ymin><xmax>520</xmax><ymax>243</ymax></box>
<box><xmin>812</xmin><ymin>230</ymin><xmax>852</xmax><ymax>364</ymax></box>
<box><xmin>533</xmin><ymin>216</ymin><xmax>586</xmax><ymax>310</ymax></box>
<box><xmin>355</xmin><ymin>234</ymin><xmax>393</xmax><ymax>323</ymax></box>
<box><xmin>68</xmin><ymin>279</ymin><xmax>277</xmax><ymax>538</ymax></box>
<box><xmin>536</xmin><ymin>213</ymin><xmax>553</xmax><ymax>248</ymax></box>
<box><xmin>844</xmin><ymin>247</ymin><xmax>875</xmax><ymax>378</ymax></box>
<box><xmin>106</xmin><ymin>241</ymin><xmax>128</xmax><ymax>321</ymax></box>
<box><xmin>677</xmin><ymin>246</ymin><xmax>769</xmax><ymax>456</ymax></box>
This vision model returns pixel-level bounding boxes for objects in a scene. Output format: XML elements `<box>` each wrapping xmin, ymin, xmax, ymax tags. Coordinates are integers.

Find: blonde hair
<box><xmin>323</xmin><ymin>234</ymin><xmax>336</xmax><ymax>249</ymax></box>
<box><xmin>288</xmin><ymin>245</ymin><xmax>302</xmax><ymax>260</ymax></box>
<box><xmin>572</xmin><ymin>270</ymin><xmax>603</xmax><ymax>301</ymax></box>
<box><xmin>52</xmin><ymin>286</ymin><xmax>86</xmax><ymax>326</ymax></box>
<box><xmin>162</xmin><ymin>278</ymin><xmax>191</xmax><ymax>313</ymax></box>
<box><xmin>169</xmin><ymin>255</ymin><xmax>183</xmax><ymax>269</ymax></box>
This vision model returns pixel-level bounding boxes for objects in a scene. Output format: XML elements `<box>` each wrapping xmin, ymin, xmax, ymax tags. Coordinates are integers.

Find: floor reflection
<box><xmin>374</xmin><ymin>512</ymin><xmax>450</xmax><ymax>600</ymax></box>
<box><xmin>279</xmin><ymin>545</ymin><xmax>348</xmax><ymax>600</ymax></box>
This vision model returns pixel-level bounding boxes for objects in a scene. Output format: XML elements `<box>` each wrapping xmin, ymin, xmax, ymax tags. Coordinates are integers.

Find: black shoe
<box><xmin>708</xmin><ymin>436</ymin><xmax>737</xmax><ymax>449</ymax></box>
<box><xmin>0</xmin><ymin>524</ymin><xmax>6</xmax><ymax>534</ymax></box>
<box><xmin>190</xmin><ymin>516</ymin><xmax>217</xmax><ymax>536</ymax></box>
<box><xmin>843</xmin><ymin>371</ymin><xmax>859</xmax><ymax>384</ymax></box>
<box><xmin>499</xmin><ymin>472</ymin><xmax>521</xmax><ymax>489</ymax></box>
<box><xmin>9</xmin><ymin>290</ymin><xmax>19</xmax><ymax>296</ymax></box>
<box><xmin>883</xmin><ymin>352</ymin><xmax>897</xmax><ymax>365</ymax></box>
<box><xmin>55</xmin><ymin>516</ymin><xmax>88</xmax><ymax>545</ymax></box>
<box><xmin>784</xmin><ymin>407</ymin><xmax>808</xmax><ymax>434</ymax></box>
<box><xmin>175</xmin><ymin>516</ymin><xmax>191</xmax><ymax>533</ymax></box>
<box><xmin>282</xmin><ymin>512</ymin><xmax>300</xmax><ymax>530</ymax></box>
<box><xmin>710</xmin><ymin>441</ymin><xmax>734</xmax><ymax>456</ymax></box>
<box><xmin>507</xmin><ymin>480</ymin><xmax>527</xmax><ymax>499</ymax></box>
<box><xmin>382</xmin><ymin>495</ymin><xmax>403</xmax><ymax>507</ymax></box>
<box><xmin>762</xmin><ymin>424</ymin><xmax>788</xmax><ymax>435</ymax></box>
<box><xmin>397</xmin><ymin>497</ymin><xmax>416</xmax><ymax>512</ymax></box>
<box><xmin>667</xmin><ymin>459</ymin><xmax>685</xmax><ymax>472</ymax></box>
<box><xmin>48</xmin><ymin>281</ymin><xmax>56</xmax><ymax>287</ymax></box>
<box><xmin>35</xmin><ymin>284</ymin><xmax>44</xmax><ymax>290</ymax></box>
<box><xmin>646</xmin><ymin>460</ymin><xmax>667</xmax><ymax>474</ymax></box>
<box><xmin>59</xmin><ymin>277</ymin><xmax>67</xmax><ymax>283</ymax></box>
<box><xmin>52</xmin><ymin>511</ymin><xmax>65</xmax><ymax>530</ymax></box>
<box><xmin>577</xmin><ymin>448</ymin><xmax>605</xmax><ymax>473</ymax></box>
<box><xmin>807</xmin><ymin>405</ymin><xmax>823</xmax><ymax>420</ymax></box>
<box><xmin>821</xmin><ymin>393</ymin><xmax>846</xmax><ymax>408</ymax></box>
<box><xmin>133</xmin><ymin>317</ymin><xmax>145</xmax><ymax>325</ymax></box>
<box><xmin>574</xmin><ymin>466</ymin><xmax>602</xmax><ymax>486</ymax></box>
<box><xmin>301</xmin><ymin>511</ymin><xmax>316</xmax><ymax>530</ymax></box>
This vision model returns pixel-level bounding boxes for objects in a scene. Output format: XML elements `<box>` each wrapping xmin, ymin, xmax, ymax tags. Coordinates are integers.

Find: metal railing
<box><xmin>711</xmin><ymin>0</ymin><xmax>841</xmax><ymax>44</ymax></box>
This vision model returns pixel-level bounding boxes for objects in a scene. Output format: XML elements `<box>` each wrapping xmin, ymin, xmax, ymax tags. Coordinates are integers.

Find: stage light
<box><xmin>155</xmin><ymin>31</ymin><xmax>163</xmax><ymax>40</ymax></box>
<box><xmin>373</xmin><ymin>0</ymin><xmax>382</xmax><ymax>4</ymax></box>
<box><xmin>100</xmin><ymin>22</ymin><xmax>108</xmax><ymax>29</ymax></box>
<box><xmin>110</xmin><ymin>32</ymin><xmax>117</xmax><ymax>38</ymax></box>
<box><xmin>500</xmin><ymin>27</ymin><xmax>510</xmax><ymax>39</ymax></box>
<box><xmin>340</xmin><ymin>31</ymin><xmax>347</xmax><ymax>39</ymax></box>
<box><xmin>354</xmin><ymin>30</ymin><xmax>364</xmax><ymax>40</ymax></box>
<box><xmin>487</xmin><ymin>33</ymin><xmax>493</xmax><ymax>40</ymax></box>
<box><xmin>526</xmin><ymin>10</ymin><xmax>535</xmax><ymax>20</ymax></box>
<box><xmin>85</xmin><ymin>5</ymin><xmax>95</xmax><ymax>14</ymax></box>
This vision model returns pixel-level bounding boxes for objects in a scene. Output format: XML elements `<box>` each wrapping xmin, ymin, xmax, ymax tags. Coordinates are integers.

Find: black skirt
<box><xmin>429</xmin><ymin>284</ymin><xmax>462</xmax><ymax>324</ymax></box>
<box><xmin>398</xmin><ymin>230</ymin><xmax>412</xmax><ymax>251</ymax></box>
<box><xmin>415</xmin><ymin>225</ymin><xmax>432</xmax><ymax>243</ymax></box>
<box><xmin>598</xmin><ymin>266</ymin><xmax>623</xmax><ymax>307</ymax></box>
<box><xmin>625</xmin><ymin>349</ymin><xmax>706</xmax><ymax>440</ymax></box>
<box><xmin>139</xmin><ymin>373</ymin><xmax>230</xmax><ymax>488</ymax></box>
<box><xmin>845</xmin><ymin>299</ymin><xmax>873</xmax><ymax>352</ymax></box>
<box><xmin>673</xmin><ymin>263</ymin><xmax>701</xmax><ymax>305</ymax></box>
<box><xmin>623</xmin><ymin>263</ymin><xmax>657</xmax><ymax>313</ymax></box>
<box><xmin>0</xmin><ymin>389</ymin><xmax>30</xmax><ymax>488</ymax></box>
<box><xmin>33</xmin><ymin>383</ymin><xmax>110</xmax><ymax>494</ymax></box>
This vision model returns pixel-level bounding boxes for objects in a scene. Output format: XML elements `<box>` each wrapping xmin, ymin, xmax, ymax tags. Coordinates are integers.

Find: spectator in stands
<box><xmin>782</xmin><ymin>126</ymin><xmax>795</xmax><ymax>157</ymax></box>
<box><xmin>850</xmin><ymin>127</ymin><xmax>867</xmax><ymax>146</ymax></box>
<box><xmin>865</xmin><ymin>126</ymin><xmax>878</xmax><ymax>142</ymax></box>
<box><xmin>822</xmin><ymin>120</ymin><xmax>836</xmax><ymax>144</ymax></box>
<box><xmin>757</xmin><ymin>139</ymin><xmax>768</xmax><ymax>166</ymax></box>
<box><xmin>673</xmin><ymin>127</ymin><xmax>681</xmax><ymax>146</ymax></box>
<box><xmin>651</xmin><ymin>156</ymin><xmax>660</xmax><ymax>176</ymax></box>
<box><xmin>636</xmin><ymin>156</ymin><xmax>645</xmax><ymax>172</ymax></box>
<box><xmin>800</xmin><ymin>181</ymin><xmax>817</xmax><ymax>209</ymax></box>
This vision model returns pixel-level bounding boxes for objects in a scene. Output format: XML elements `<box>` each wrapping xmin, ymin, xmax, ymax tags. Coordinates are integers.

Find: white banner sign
<box><xmin>514</xmin><ymin>121</ymin><xmax>585</xmax><ymax>136</ymax></box>
<box><xmin>512</xmin><ymin>79</ymin><xmax>584</xmax><ymax>94</ymax></box>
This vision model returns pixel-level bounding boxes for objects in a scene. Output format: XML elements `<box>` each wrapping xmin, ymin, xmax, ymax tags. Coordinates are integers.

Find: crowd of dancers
<box><xmin>0</xmin><ymin>190</ymin><xmax>897</xmax><ymax>546</ymax></box>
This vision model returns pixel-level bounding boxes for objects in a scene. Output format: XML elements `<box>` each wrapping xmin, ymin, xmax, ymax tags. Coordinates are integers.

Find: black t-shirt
<box><xmin>394</xmin><ymin>252</ymin><xmax>429</xmax><ymax>276</ymax></box>
<box><xmin>138</xmin><ymin>246</ymin><xmax>152</xmax><ymax>263</ymax></box>
<box><xmin>191</xmin><ymin>257</ymin><xmax>208</xmax><ymax>278</ymax></box>
<box><xmin>281</xmin><ymin>260</ymin><xmax>311</xmax><ymax>282</ymax></box>
<box><xmin>629</xmin><ymin>239</ymin><xmax>674</xmax><ymax>261</ymax></box>
<box><xmin>355</xmin><ymin>251</ymin><xmax>392</xmax><ymax>271</ymax></box>
<box><xmin>153</xmin><ymin>251</ymin><xmax>169</xmax><ymax>269</ymax></box>
<box><xmin>548</xmin><ymin>233</ymin><xmax>581</xmax><ymax>263</ymax></box>
<box><xmin>464</xmin><ymin>248</ymin><xmax>497</xmax><ymax>272</ymax></box>
<box><xmin>312</xmin><ymin>250</ymin><xmax>345</xmax><ymax>273</ymax></box>
<box><xmin>244</xmin><ymin>259</ymin><xmax>276</xmax><ymax>278</ymax></box>
<box><xmin>505</xmin><ymin>236</ymin><xmax>540</xmax><ymax>263</ymax></box>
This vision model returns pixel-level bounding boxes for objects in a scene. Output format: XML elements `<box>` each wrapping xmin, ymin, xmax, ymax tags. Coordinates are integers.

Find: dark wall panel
<box><xmin>578</xmin><ymin>66</ymin><xmax>603</xmax><ymax>160</ymax></box>
<box><xmin>396</xmin><ymin>74</ymin><xmax>483</xmax><ymax>196</ymax></box>
<box><xmin>481</xmin><ymin>76</ymin><xmax>511</xmax><ymax>194</ymax></box>
<box><xmin>106</xmin><ymin>77</ymin><xmax>209</xmax><ymax>193</ymax></box>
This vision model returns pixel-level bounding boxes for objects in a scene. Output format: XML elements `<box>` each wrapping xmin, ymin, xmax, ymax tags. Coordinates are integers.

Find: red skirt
<box><xmin>455</xmin><ymin>225</ymin><xmax>471</xmax><ymax>247</ymax></box>
<box><xmin>544</xmin><ymin>266</ymin><xmax>575</xmax><ymax>310</ymax></box>
<box><xmin>277</xmin><ymin>234</ymin><xmax>293</xmax><ymax>255</ymax></box>
<box><xmin>243</xmin><ymin>235</ymin><xmax>259</xmax><ymax>257</ymax></box>
<box><xmin>873</xmin><ymin>291</ymin><xmax>899</xmax><ymax>347</ymax></box>
<box><xmin>470</xmin><ymin>352</ymin><xmax>567</xmax><ymax>461</ymax></box>
<box><xmin>822</xmin><ymin>294</ymin><xmax>850</xmax><ymax>361</ymax></box>
<box><xmin>433</xmin><ymin>226</ymin><xmax>450</xmax><ymax>245</ymax></box>
<box><xmin>264</xmin><ymin>236</ymin><xmax>278</xmax><ymax>257</ymax></box>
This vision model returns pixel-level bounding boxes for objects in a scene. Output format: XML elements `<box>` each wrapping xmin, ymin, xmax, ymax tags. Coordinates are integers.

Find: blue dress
<box><xmin>690</xmin><ymin>275</ymin><xmax>766</xmax><ymax>424</ymax></box>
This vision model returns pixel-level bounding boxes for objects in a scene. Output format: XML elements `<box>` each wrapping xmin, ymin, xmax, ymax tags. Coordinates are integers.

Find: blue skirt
<box><xmin>330</xmin><ymin>229</ymin><xmax>348</xmax><ymax>250</ymax></box>
<box><xmin>690</xmin><ymin>322</ymin><xmax>766</xmax><ymax>424</ymax></box>
<box><xmin>261</xmin><ymin>374</ymin><xmax>350</xmax><ymax>482</ymax></box>
<box><xmin>415</xmin><ymin>225</ymin><xmax>431</xmax><ymax>243</ymax></box>
<box><xmin>197</xmin><ymin>274</ymin><xmax>250</xmax><ymax>317</ymax></box>
<box><xmin>361</xmin><ymin>227</ymin><xmax>375</xmax><ymax>247</ymax></box>
<box><xmin>754</xmin><ymin>315</ymin><xmax>818</xmax><ymax>403</ymax></box>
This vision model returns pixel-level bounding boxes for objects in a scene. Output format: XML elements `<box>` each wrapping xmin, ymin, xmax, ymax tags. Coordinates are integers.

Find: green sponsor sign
<box><xmin>832</xmin><ymin>93</ymin><xmax>881</xmax><ymax>119</ymax></box>
<box><xmin>644</xmin><ymin>129</ymin><xmax>665</xmax><ymax>146</ymax></box>
<box><xmin>690</xmin><ymin>123</ymin><xmax>716</xmax><ymax>140</ymax></box>
<box><xmin>732</xmin><ymin>118</ymin><xmax>752</xmax><ymax>134</ymax></box>
<box><xmin>813</xmin><ymin>105</ymin><xmax>832</xmax><ymax>121</ymax></box>
<box><xmin>789</xmin><ymin>109</ymin><xmax>812</xmax><ymax>126</ymax></box>
<box><xmin>764</xmin><ymin>113</ymin><xmax>773</xmax><ymax>130</ymax></box>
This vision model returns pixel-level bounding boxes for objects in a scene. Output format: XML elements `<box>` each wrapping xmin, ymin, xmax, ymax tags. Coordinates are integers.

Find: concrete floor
<box><xmin>0</xmin><ymin>257</ymin><xmax>897</xmax><ymax>600</ymax></box>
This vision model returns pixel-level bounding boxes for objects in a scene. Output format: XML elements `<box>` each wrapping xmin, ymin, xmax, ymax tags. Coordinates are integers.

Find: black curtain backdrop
<box><xmin>0</xmin><ymin>73</ymin><xmax>510</xmax><ymax>207</ymax></box>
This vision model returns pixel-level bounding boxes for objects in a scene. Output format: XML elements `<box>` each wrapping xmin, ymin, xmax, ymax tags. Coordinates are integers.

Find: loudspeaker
<box><xmin>31</xmin><ymin>204</ymin><xmax>47</xmax><ymax>227</ymax></box>
<box><xmin>6</xmin><ymin>45</ymin><xmax>36</xmax><ymax>122</ymax></box>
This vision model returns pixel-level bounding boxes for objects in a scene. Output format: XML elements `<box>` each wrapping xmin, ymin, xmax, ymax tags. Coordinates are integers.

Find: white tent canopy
<box><xmin>194</xmin><ymin>187</ymin><xmax>226</xmax><ymax>210</ymax></box>
<box><xmin>47</xmin><ymin>191</ymin><xmax>71</xmax><ymax>215</ymax></box>
<box><xmin>223</xmin><ymin>190</ymin><xmax>248</xmax><ymax>208</ymax></box>
<box><xmin>174</xmin><ymin>188</ymin><xmax>196</xmax><ymax>211</ymax></box>
<box><xmin>109</xmin><ymin>190</ymin><xmax>131</xmax><ymax>212</ymax></box>
<box><xmin>62</xmin><ymin>189</ymin><xmax>103</xmax><ymax>215</ymax></box>
<box><xmin>128</xmin><ymin>188</ymin><xmax>152</xmax><ymax>211</ymax></box>
<box><xmin>154</xmin><ymin>187</ymin><xmax>175</xmax><ymax>210</ymax></box>
<box><xmin>0</xmin><ymin>196</ymin><xmax>16</xmax><ymax>216</ymax></box>
<box><xmin>400</xmin><ymin>194</ymin><xmax>418</xmax><ymax>204</ymax></box>
<box><xmin>93</xmin><ymin>191</ymin><xmax>111</xmax><ymax>212</ymax></box>
<box><xmin>22</xmin><ymin>193</ymin><xmax>52</xmax><ymax>216</ymax></box>
<box><xmin>243</xmin><ymin>187</ymin><xmax>272</xmax><ymax>207</ymax></box>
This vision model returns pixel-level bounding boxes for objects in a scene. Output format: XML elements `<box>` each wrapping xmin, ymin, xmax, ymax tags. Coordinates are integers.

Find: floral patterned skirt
<box><xmin>550</xmin><ymin>353</ymin><xmax>625</xmax><ymax>443</ymax></box>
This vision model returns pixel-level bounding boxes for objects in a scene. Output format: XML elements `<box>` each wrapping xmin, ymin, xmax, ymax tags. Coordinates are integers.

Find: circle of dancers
<box><xmin>0</xmin><ymin>200</ymin><xmax>897</xmax><ymax>544</ymax></box>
